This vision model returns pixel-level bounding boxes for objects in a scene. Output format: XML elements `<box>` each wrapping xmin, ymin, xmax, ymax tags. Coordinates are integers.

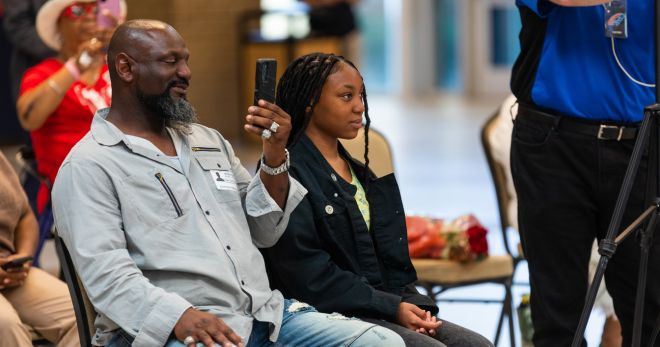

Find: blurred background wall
<box><xmin>1</xmin><ymin>0</ymin><xmax>521</xmax><ymax>144</ymax></box>
<box><xmin>126</xmin><ymin>0</ymin><xmax>260</xmax><ymax>141</ymax></box>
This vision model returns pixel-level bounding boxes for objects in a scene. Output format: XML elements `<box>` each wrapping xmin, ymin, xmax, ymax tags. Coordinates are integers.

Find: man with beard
<box><xmin>50</xmin><ymin>20</ymin><xmax>405</xmax><ymax>347</ymax></box>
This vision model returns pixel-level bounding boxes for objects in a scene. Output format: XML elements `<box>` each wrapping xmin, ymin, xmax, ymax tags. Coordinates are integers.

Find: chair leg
<box><xmin>493</xmin><ymin>300</ymin><xmax>506</xmax><ymax>346</ymax></box>
<box><xmin>506</xmin><ymin>283</ymin><xmax>516</xmax><ymax>347</ymax></box>
<box><xmin>494</xmin><ymin>281</ymin><xmax>517</xmax><ymax>347</ymax></box>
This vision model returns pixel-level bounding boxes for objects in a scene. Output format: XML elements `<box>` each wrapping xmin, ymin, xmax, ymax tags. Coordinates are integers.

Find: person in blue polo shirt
<box><xmin>510</xmin><ymin>1</ymin><xmax>659</xmax><ymax>346</ymax></box>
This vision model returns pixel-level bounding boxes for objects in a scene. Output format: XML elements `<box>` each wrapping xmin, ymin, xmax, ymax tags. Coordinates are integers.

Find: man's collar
<box><xmin>91</xmin><ymin>108</ymin><xmax>192</xmax><ymax>174</ymax></box>
<box><xmin>91</xmin><ymin>108</ymin><xmax>125</xmax><ymax>146</ymax></box>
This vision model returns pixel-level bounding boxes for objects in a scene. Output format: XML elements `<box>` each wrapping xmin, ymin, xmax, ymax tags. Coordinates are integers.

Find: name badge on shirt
<box><xmin>210</xmin><ymin>170</ymin><xmax>237</xmax><ymax>191</ymax></box>
<box><xmin>604</xmin><ymin>0</ymin><xmax>627</xmax><ymax>39</ymax></box>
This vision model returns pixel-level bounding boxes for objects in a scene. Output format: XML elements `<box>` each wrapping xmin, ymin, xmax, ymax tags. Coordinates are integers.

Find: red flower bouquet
<box><xmin>406</xmin><ymin>214</ymin><xmax>489</xmax><ymax>262</ymax></box>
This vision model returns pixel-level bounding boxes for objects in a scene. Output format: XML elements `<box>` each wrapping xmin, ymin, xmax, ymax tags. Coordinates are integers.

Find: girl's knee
<box><xmin>352</xmin><ymin>326</ymin><xmax>405</xmax><ymax>347</ymax></box>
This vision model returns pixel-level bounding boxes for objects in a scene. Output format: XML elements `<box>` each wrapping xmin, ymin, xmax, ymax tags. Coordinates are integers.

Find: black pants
<box><xmin>511</xmin><ymin>105</ymin><xmax>660</xmax><ymax>346</ymax></box>
<box><xmin>359</xmin><ymin>317</ymin><xmax>494</xmax><ymax>347</ymax></box>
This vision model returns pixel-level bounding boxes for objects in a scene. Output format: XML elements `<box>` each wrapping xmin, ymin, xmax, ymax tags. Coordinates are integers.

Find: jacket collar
<box><xmin>294</xmin><ymin>134</ymin><xmax>373</xmax><ymax>180</ymax></box>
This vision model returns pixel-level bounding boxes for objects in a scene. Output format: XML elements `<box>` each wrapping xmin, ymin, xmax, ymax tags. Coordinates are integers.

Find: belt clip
<box><xmin>598</xmin><ymin>125</ymin><xmax>625</xmax><ymax>141</ymax></box>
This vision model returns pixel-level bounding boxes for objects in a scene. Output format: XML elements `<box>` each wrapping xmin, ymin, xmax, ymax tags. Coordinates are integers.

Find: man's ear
<box><xmin>115</xmin><ymin>53</ymin><xmax>134</xmax><ymax>82</ymax></box>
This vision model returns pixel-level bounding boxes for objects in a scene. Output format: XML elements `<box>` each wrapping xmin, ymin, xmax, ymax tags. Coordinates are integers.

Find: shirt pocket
<box><xmin>123</xmin><ymin>168</ymin><xmax>186</xmax><ymax>226</ymax></box>
<box><xmin>194</xmin><ymin>154</ymin><xmax>241</xmax><ymax>204</ymax></box>
<box><xmin>318</xmin><ymin>197</ymin><xmax>354</xmax><ymax>243</ymax></box>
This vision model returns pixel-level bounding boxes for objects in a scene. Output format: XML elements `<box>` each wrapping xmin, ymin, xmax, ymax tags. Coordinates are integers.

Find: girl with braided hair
<box><xmin>261</xmin><ymin>53</ymin><xmax>493</xmax><ymax>347</ymax></box>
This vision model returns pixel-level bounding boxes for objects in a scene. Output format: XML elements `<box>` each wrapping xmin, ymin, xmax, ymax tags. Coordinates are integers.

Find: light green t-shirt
<box><xmin>349</xmin><ymin>164</ymin><xmax>370</xmax><ymax>230</ymax></box>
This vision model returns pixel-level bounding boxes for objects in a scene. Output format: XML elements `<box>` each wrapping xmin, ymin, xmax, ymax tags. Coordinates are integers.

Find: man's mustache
<box><xmin>168</xmin><ymin>79</ymin><xmax>189</xmax><ymax>89</ymax></box>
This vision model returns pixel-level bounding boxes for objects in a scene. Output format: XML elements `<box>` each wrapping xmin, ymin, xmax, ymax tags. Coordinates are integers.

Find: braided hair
<box><xmin>276</xmin><ymin>53</ymin><xmax>372</xmax><ymax>185</ymax></box>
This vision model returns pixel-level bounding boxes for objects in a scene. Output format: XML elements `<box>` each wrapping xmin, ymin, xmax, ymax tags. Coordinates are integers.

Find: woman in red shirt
<box><xmin>16</xmin><ymin>0</ymin><xmax>125</xmax><ymax>213</ymax></box>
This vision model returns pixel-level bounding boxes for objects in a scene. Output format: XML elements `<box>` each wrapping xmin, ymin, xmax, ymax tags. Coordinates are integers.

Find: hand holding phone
<box><xmin>96</xmin><ymin>0</ymin><xmax>121</xmax><ymax>29</ymax></box>
<box><xmin>1</xmin><ymin>256</ymin><xmax>34</xmax><ymax>271</ymax></box>
<box><xmin>246</xmin><ymin>58</ymin><xmax>292</xmax><ymax>149</ymax></box>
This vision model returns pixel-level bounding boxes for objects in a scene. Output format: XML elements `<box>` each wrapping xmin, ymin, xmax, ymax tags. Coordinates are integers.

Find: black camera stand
<box><xmin>570</xmin><ymin>2</ymin><xmax>660</xmax><ymax>346</ymax></box>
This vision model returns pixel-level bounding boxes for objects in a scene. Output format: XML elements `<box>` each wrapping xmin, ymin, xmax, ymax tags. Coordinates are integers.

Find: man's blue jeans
<box><xmin>107</xmin><ymin>299</ymin><xmax>404</xmax><ymax>347</ymax></box>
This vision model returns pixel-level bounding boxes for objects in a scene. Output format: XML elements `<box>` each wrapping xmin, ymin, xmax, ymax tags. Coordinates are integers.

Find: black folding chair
<box><xmin>53</xmin><ymin>231</ymin><xmax>96</xmax><ymax>347</ymax></box>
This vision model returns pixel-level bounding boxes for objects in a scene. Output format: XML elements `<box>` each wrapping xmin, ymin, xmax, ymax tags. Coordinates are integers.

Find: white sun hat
<box><xmin>36</xmin><ymin>0</ymin><xmax>127</xmax><ymax>50</ymax></box>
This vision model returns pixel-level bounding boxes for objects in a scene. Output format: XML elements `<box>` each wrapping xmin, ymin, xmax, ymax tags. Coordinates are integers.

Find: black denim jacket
<box><xmin>262</xmin><ymin>135</ymin><xmax>438</xmax><ymax>322</ymax></box>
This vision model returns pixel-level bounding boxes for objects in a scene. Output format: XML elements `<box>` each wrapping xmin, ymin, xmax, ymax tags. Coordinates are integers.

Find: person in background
<box><xmin>510</xmin><ymin>1</ymin><xmax>659</xmax><ymax>345</ymax></box>
<box><xmin>2</xmin><ymin>0</ymin><xmax>54</xmax><ymax>211</ymax></box>
<box><xmin>16</xmin><ymin>0</ymin><xmax>125</xmax><ymax>214</ymax></box>
<box><xmin>0</xmin><ymin>152</ymin><xmax>78</xmax><ymax>347</ymax></box>
<box><xmin>489</xmin><ymin>95</ymin><xmax>622</xmax><ymax>346</ymax></box>
<box><xmin>302</xmin><ymin>0</ymin><xmax>361</xmax><ymax>65</ymax></box>
<box><xmin>261</xmin><ymin>52</ymin><xmax>494</xmax><ymax>347</ymax></box>
<box><xmin>3</xmin><ymin>0</ymin><xmax>54</xmax><ymax>103</ymax></box>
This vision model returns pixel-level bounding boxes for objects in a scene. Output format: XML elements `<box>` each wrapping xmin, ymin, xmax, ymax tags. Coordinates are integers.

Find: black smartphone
<box><xmin>1</xmin><ymin>256</ymin><xmax>34</xmax><ymax>270</ymax></box>
<box><xmin>254</xmin><ymin>58</ymin><xmax>277</xmax><ymax>105</ymax></box>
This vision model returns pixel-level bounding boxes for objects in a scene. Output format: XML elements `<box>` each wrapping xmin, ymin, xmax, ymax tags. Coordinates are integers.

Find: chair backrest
<box><xmin>339</xmin><ymin>127</ymin><xmax>394</xmax><ymax>178</ymax></box>
<box><xmin>480</xmin><ymin>108</ymin><xmax>517</xmax><ymax>257</ymax></box>
<box><xmin>15</xmin><ymin>146</ymin><xmax>54</xmax><ymax>268</ymax></box>
<box><xmin>15</xmin><ymin>146</ymin><xmax>51</xmax><ymax>191</ymax></box>
<box><xmin>53</xmin><ymin>231</ymin><xmax>96</xmax><ymax>347</ymax></box>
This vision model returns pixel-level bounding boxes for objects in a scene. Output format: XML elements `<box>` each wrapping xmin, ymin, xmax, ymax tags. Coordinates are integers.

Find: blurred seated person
<box><xmin>261</xmin><ymin>52</ymin><xmax>494</xmax><ymax>347</ymax></box>
<box><xmin>302</xmin><ymin>0</ymin><xmax>361</xmax><ymax>64</ymax></box>
<box><xmin>0</xmin><ymin>152</ymin><xmax>78</xmax><ymax>347</ymax></box>
<box><xmin>3</xmin><ymin>0</ymin><xmax>55</xmax><ymax>103</ymax></box>
<box><xmin>16</xmin><ymin>0</ymin><xmax>125</xmax><ymax>213</ymax></box>
<box><xmin>2</xmin><ymin>0</ymin><xmax>55</xmax><ymax>212</ymax></box>
<box><xmin>303</xmin><ymin>0</ymin><xmax>357</xmax><ymax>37</ymax></box>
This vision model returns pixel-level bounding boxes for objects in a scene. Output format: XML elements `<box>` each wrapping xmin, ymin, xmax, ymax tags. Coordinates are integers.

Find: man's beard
<box><xmin>137</xmin><ymin>81</ymin><xmax>197</xmax><ymax>132</ymax></box>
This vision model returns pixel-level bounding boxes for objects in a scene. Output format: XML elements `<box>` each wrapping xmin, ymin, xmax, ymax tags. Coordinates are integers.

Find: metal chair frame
<box><xmin>342</xmin><ymin>124</ymin><xmax>517</xmax><ymax>346</ymax></box>
<box><xmin>53</xmin><ymin>232</ymin><xmax>95</xmax><ymax>347</ymax></box>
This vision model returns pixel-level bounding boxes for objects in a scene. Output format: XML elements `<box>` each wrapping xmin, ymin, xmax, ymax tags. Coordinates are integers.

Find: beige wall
<box><xmin>125</xmin><ymin>0</ymin><xmax>259</xmax><ymax>141</ymax></box>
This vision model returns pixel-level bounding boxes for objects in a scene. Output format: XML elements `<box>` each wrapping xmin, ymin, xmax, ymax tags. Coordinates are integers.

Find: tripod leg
<box><xmin>632</xmin><ymin>209</ymin><xmax>658</xmax><ymax>347</ymax></box>
<box><xmin>571</xmin><ymin>257</ymin><xmax>609</xmax><ymax>347</ymax></box>
<box><xmin>648</xmin><ymin>311</ymin><xmax>660</xmax><ymax>347</ymax></box>
<box><xmin>572</xmin><ymin>106</ymin><xmax>660</xmax><ymax>347</ymax></box>
<box><xmin>634</xmin><ymin>107</ymin><xmax>660</xmax><ymax>347</ymax></box>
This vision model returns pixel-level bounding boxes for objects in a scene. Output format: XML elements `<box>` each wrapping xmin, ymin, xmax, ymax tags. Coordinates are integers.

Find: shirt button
<box><xmin>399</xmin><ymin>237</ymin><xmax>403</xmax><ymax>242</ymax></box>
<box><xmin>226</xmin><ymin>245</ymin><xmax>231</xmax><ymax>250</ymax></box>
<box><xmin>395</xmin><ymin>210</ymin><xmax>400</xmax><ymax>214</ymax></box>
<box><xmin>325</xmin><ymin>205</ymin><xmax>334</xmax><ymax>214</ymax></box>
<box><xmin>217</xmin><ymin>163</ymin><xmax>222</xmax><ymax>168</ymax></box>
<box><xmin>205</xmin><ymin>210</ymin><xmax>210</xmax><ymax>215</ymax></box>
<box><xmin>333</xmin><ymin>193</ymin><xmax>338</xmax><ymax>197</ymax></box>
<box><xmin>331</xmin><ymin>173</ymin><xmax>337</xmax><ymax>181</ymax></box>
<box><xmin>241</xmin><ymin>280</ymin><xmax>245</xmax><ymax>285</ymax></box>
